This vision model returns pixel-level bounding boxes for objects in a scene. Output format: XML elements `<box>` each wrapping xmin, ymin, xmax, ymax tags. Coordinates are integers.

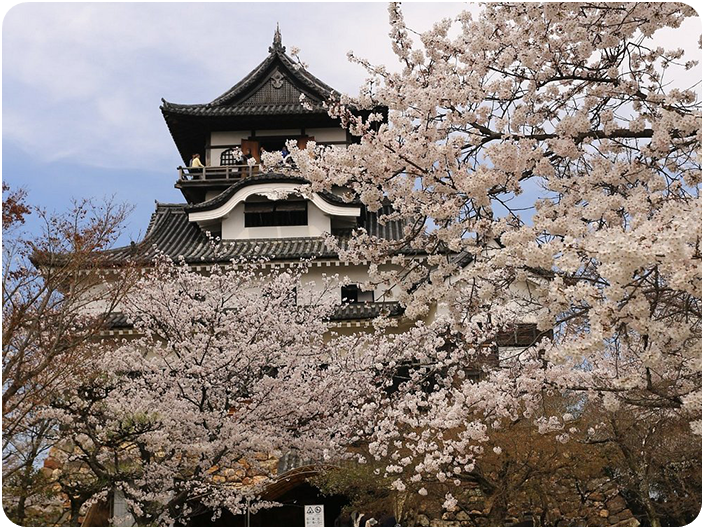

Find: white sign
<box><xmin>304</xmin><ymin>504</ymin><xmax>324</xmax><ymax>527</ymax></box>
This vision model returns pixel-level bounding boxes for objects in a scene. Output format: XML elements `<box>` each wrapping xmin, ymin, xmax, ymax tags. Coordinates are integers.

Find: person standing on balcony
<box><xmin>190</xmin><ymin>153</ymin><xmax>204</xmax><ymax>168</ymax></box>
<box><xmin>188</xmin><ymin>153</ymin><xmax>204</xmax><ymax>179</ymax></box>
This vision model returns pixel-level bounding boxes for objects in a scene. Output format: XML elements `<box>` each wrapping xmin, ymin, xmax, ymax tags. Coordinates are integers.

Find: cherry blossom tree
<box><xmin>268</xmin><ymin>1</ymin><xmax>701</xmax><ymax>516</ymax></box>
<box><xmin>47</xmin><ymin>256</ymin><xmax>365</xmax><ymax>525</ymax></box>
<box><xmin>2</xmin><ymin>189</ymin><xmax>134</xmax><ymax>525</ymax></box>
<box><xmin>40</xmin><ymin>3</ymin><xmax>702</xmax><ymax>525</ymax></box>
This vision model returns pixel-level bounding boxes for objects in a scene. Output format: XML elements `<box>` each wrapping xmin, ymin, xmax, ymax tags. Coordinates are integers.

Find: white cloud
<box><xmin>3</xmin><ymin>2</ymin><xmax>699</xmax><ymax>173</ymax></box>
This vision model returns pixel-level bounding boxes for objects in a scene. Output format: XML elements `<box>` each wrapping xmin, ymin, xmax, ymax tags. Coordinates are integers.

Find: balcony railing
<box><xmin>177</xmin><ymin>164</ymin><xmax>258</xmax><ymax>182</ymax></box>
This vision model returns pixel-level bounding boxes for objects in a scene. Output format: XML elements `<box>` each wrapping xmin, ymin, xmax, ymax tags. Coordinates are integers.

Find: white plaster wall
<box><xmin>288</xmin><ymin>263</ymin><xmax>404</xmax><ymax>303</ymax></box>
<box><xmin>78</xmin><ymin>283</ymin><xmax>116</xmax><ymax>315</ymax></box>
<box><xmin>255</xmin><ymin>129</ymin><xmax>301</xmax><ymax>137</ymax></box>
<box><xmin>502</xmin><ymin>279</ymin><xmax>539</xmax><ymax>323</ymax></box>
<box><xmin>79</xmin><ymin>260</ymin><xmax>402</xmax><ymax>319</ymax></box>
<box><xmin>73</xmin><ymin>273</ymin><xmax>133</xmax><ymax>318</ymax></box>
<box><xmin>209</xmin><ymin>131</ymin><xmax>249</xmax><ymax>166</ymax></box>
<box><xmin>225</xmin><ymin>262</ymin><xmax>401</xmax><ymax>304</ymax></box>
<box><xmin>221</xmin><ymin>200</ymin><xmax>331</xmax><ymax>240</ymax></box>
<box><xmin>306</xmin><ymin>128</ymin><xmax>347</xmax><ymax>142</ymax></box>
<box><xmin>208</xmin><ymin>129</ymin><xmax>347</xmax><ymax>165</ymax></box>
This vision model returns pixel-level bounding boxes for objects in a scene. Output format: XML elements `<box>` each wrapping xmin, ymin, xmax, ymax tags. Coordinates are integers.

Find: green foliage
<box><xmin>311</xmin><ymin>462</ymin><xmax>395</xmax><ymax>519</ymax></box>
<box><xmin>2</xmin><ymin>465</ymin><xmax>65</xmax><ymax>526</ymax></box>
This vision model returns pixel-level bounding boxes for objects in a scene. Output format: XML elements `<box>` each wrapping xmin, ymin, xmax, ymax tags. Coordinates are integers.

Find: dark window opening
<box><xmin>330</xmin><ymin>215</ymin><xmax>363</xmax><ymax>237</ymax></box>
<box><xmin>341</xmin><ymin>285</ymin><xmax>358</xmax><ymax>304</ymax></box>
<box><xmin>341</xmin><ymin>284</ymin><xmax>374</xmax><ymax>304</ymax></box>
<box><xmin>244</xmin><ymin>200</ymin><xmax>307</xmax><ymax>227</ymax></box>
<box><xmin>256</xmin><ymin>136</ymin><xmax>289</xmax><ymax>153</ymax></box>
<box><xmin>220</xmin><ymin>148</ymin><xmax>240</xmax><ymax>166</ymax></box>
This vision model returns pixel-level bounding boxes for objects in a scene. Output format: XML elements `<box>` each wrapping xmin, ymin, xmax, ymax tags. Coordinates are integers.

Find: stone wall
<box><xmin>414</xmin><ymin>477</ymin><xmax>639</xmax><ymax>527</ymax></box>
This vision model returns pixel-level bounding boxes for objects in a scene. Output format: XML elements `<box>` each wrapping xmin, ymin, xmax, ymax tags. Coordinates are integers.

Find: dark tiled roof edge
<box><xmin>104</xmin><ymin>301</ymin><xmax>405</xmax><ymax>331</ymax></box>
<box><xmin>160</xmin><ymin>46</ymin><xmax>338</xmax><ymax>116</ymax></box>
<box><xmin>185</xmin><ymin>174</ymin><xmax>360</xmax><ymax>213</ymax></box>
<box><xmin>160</xmin><ymin>102</ymin><xmax>328</xmax><ymax>117</ymax></box>
<box><xmin>329</xmin><ymin>301</ymin><xmax>404</xmax><ymax>321</ymax></box>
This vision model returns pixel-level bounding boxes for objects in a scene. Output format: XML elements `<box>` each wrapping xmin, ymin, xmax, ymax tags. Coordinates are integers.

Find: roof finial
<box><xmin>270</xmin><ymin>23</ymin><xmax>285</xmax><ymax>53</ymax></box>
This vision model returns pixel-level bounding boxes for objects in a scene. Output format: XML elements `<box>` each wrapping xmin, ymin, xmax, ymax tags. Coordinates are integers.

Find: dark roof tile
<box><xmin>330</xmin><ymin>302</ymin><xmax>403</xmax><ymax>321</ymax></box>
<box><xmin>102</xmin><ymin>199</ymin><xmax>410</xmax><ymax>265</ymax></box>
<box><xmin>104</xmin><ymin>301</ymin><xmax>404</xmax><ymax>330</ymax></box>
<box><xmin>160</xmin><ymin>42</ymin><xmax>337</xmax><ymax>118</ymax></box>
<box><xmin>185</xmin><ymin>173</ymin><xmax>360</xmax><ymax>214</ymax></box>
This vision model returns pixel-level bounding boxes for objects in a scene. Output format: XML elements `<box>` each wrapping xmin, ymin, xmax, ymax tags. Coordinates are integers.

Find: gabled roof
<box><xmin>160</xmin><ymin>27</ymin><xmax>337</xmax><ymax>119</ymax></box>
<box><xmin>161</xmin><ymin>27</ymin><xmax>345</xmax><ymax>165</ymax></box>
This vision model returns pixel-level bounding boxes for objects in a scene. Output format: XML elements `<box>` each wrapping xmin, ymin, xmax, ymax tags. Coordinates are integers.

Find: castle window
<box><xmin>341</xmin><ymin>284</ymin><xmax>358</xmax><ymax>303</ymax></box>
<box><xmin>341</xmin><ymin>284</ymin><xmax>374</xmax><ymax>304</ymax></box>
<box><xmin>220</xmin><ymin>148</ymin><xmax>240</xmax><ymax>166</ymax></box>
<box><xmin>244</xmin><ymin>199</ymin><xmax>307</xmax><ymax>227</ymax></box>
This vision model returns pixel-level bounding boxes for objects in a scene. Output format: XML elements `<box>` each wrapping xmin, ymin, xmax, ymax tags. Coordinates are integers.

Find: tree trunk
<box><xmin>15</xmin><ymin>494</ymin><xmax>27</xmax><ymax>525</ymax></box>
<box><xmin>638</xmin><ymin>479</ymin><xmax>661</xmax><ymax>527</ymax></box>
<box><xmin>486</xmin><ymin>491</ymin><xmax>508</xmax><ymax>526</ymax></box>
<box><xmin>69</xmin><ymin>502</ymin><xmax>80</xmax><ymax>526</ymax></box>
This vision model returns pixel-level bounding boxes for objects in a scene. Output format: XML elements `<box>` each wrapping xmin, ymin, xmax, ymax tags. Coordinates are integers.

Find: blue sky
<box><xmin>3</xmin><ymin>2</ymin><xmax>701</xmax><ymax>246</ymax></box>
<box><xmin>2</xmin><ymin>2</ymin><xmax>469</xmax><ymax>245</ymax></box>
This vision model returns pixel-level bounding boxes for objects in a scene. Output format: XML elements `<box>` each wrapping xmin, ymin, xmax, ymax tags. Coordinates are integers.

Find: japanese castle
<box><xmin>85</xmin><ymin>27</ymin><xmax>541</xmax><ymax>527</ymax></box>
<box><xmin>103</xmin><ymin>26</ymin><xmax>415</xmax><ymax>332</ymax></box>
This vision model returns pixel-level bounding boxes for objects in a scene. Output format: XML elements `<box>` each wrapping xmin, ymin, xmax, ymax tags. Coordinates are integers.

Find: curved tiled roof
<box><xmin>101</xmin><ymin>200</ymin><xmax>408</xmax><ymax>266</ymax></box>
<box><xmin>104</xmin><ymin>301</ymin><xmax>403</xmax><ymax>330</ymax></box>
<box><xmin>160</xmin><ymin>32</ymin><xmax>337</xmax><ymax>118</ymax></box>
<box><xmin>185</xmin><ymin>174</ymin><xmax>360</xmax><ymax>214</ymax></box>
<box><xmin>159</xmin><ymin>102</ymin><xmax>328</xmax><ymax>117</ymax></box>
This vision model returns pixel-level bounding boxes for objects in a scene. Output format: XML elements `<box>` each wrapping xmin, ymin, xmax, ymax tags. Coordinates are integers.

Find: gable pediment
<box><xmin>239</xmin><ymin>66</ymin><xmax>315</xmax><ymax>106</ymax></box>
<box><xmin>160</xmin><ymin>27</ymin><xmax>346</xmax><ymax>165</ymax></box>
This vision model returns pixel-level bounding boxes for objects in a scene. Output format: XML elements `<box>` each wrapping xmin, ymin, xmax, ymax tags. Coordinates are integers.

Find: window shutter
<box><xmin>297</xmin><ymin>136</ymin><xmax>315</xmax><ymax>150</ymax></box>
<box><xmin>241</xmin><ymin>139</ymin><xmax>261</xmax><ymax>162</ymax></box>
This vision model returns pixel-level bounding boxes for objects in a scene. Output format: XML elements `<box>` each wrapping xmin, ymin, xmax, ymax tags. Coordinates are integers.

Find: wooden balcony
<box><xmin>175</xmin><ymin>162</ymin><xmax>299</xmax><ymax>203</ymax></box>
<box><xmin>177</xmin><ymin>164</ymin><xmax>257</xmax><ymax>182</ymax></box>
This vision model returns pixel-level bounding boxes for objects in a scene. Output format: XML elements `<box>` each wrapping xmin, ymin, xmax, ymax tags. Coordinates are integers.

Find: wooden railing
<box><xmin>177</xmin><ymin>164</ymin><xmax>258</xmax><ymax>181</ymax></box>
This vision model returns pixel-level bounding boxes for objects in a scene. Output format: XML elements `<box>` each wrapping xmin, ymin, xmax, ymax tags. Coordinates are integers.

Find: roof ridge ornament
<box><xmin>269</xmin><ymin>23</ymin><xmax>285</xmax><ymax>53</ymax></box>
